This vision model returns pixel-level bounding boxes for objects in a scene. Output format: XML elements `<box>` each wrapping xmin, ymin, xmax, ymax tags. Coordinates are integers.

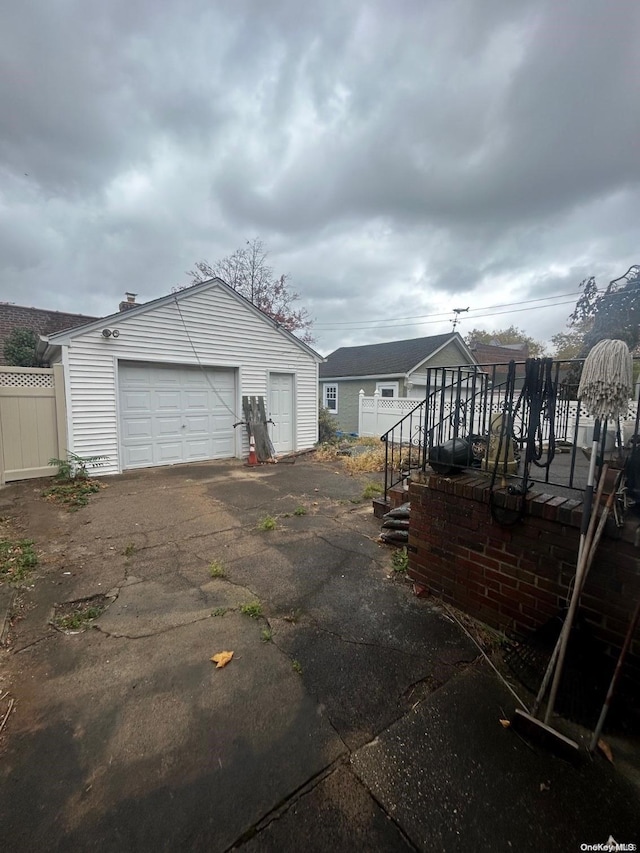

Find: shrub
<box><xmin>4</xmin><ymin>328</ymin><xmax>39</xmax><ymax>367</ymax></box>
<box><xmin>318</xmin><ymin>406</ymin><xmax>339</xmax><ymax>444</ymax></box>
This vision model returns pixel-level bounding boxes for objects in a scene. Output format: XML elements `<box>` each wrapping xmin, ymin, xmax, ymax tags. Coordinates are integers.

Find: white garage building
<box><xmin>42</xmin><ymin>279</ymin><xmax>322</xmax><ymax>476</ymax></box>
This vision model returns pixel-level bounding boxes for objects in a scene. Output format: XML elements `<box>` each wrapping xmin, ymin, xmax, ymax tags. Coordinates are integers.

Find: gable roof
<box><xmin>45</xmin><ymin>278</ymin><xmax>322</xmax><ymax>361</ymax></box>
<box><xmin>320</xmin><ymin>333</ymin><xmax>472</xmax><ymax>379</ymax></box>
<box><xmin>470</xmin><ymin>341</ymin><xmax>529</xmax><ymax>365</ymax></box>
<box><xmin>0</xmin><ymin>303</ymin><xmax>98</xmax><ymax>365</ymax></box>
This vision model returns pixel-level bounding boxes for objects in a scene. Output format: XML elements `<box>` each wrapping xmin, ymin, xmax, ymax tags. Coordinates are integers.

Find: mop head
<box><xmin>577</xmin><ymin>339</ymin><xmax>633</xmax><ymax>420</ymax></box>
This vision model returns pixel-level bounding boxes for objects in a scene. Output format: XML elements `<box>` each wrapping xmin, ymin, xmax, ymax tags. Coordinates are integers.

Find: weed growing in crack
<box><xmin>123</xmin><ymin>543</ymin><xmax>137</xmax><ymax>557</ymax></box>
<box><xmin>240</xmin><ymin>602</ymin><xmax>262</xmax><ymax>619</ymax></box>
<box><xmin>292</xmin><ymin>659</ymin><xmax>303</xmax><ymax>674</ymax></box>
<box><xmin>391</xmin><ymin>547</ymin><xmax>409</xmax><ymax>574</ymax></box>
<box><xmin>43</xmin><ymin>480</ymin><xmax>100</xmax><ymax>510</ymax></box>
<box><xmin>283</xmin><ymin>608</ymin><xmax>302</xmax><ymax>624</ymax></box>
<box><xmin>293</xmin><ymin>506</ymin><xmax>307</xmax><ymax>516</ymax></box>
<box><xmin>261</xmin><ymin>628</ymin><xmax>272</xmax><ymax>643</ymax></box>
<box><xmin>212</xmin><ymin>607</ymin><xmax>228</xmax><ymax>617</ymax></box>
<box><xmin>257</xmin><ymin>515</ymin><xmax>277</xmax><ymax>531</ymax></box>
<box><xmin>361</xmin><ymin>481</ymin><xmax>383</xmax><ymax>500</ymax></box>
<box><xmin>53</xmin><ymin>601</ymin><xmax>106</xmax><ymax>631</ymax></box>
<box><xmin>0</xmin><ymin>538</ymin><xmax>37</xmax><ymax>584</ymax></box>
<box><xmin>209</xmin><ymin>560</ymin><xmax>226</xmax><ymax>578</ymax></box>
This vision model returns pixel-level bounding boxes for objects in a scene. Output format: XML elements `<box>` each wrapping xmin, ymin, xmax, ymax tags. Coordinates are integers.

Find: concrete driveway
<box><xmin>0</xmin><ymin>458</ymin><xmax>638</xmax><ymax>852</ymax></box>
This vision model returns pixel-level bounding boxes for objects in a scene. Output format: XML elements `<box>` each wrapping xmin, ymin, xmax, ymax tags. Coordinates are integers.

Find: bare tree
<box><xmin>186</xmin><ymin>239</ymin><xmax>314</xmax><ymax>343</ymax></box>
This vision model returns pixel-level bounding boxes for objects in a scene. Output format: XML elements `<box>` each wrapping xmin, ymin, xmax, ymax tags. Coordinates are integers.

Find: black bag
<box><xmin>428</xmin><ymin>437</ymin><xmax>471</xmax><ymax>475</ymax></box>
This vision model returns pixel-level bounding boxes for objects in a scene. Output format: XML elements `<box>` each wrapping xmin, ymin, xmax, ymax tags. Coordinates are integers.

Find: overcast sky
<box><xmin>1</xmin><ymin>0</ymin><xmax>639</xmax><ymax>354</ymax></box>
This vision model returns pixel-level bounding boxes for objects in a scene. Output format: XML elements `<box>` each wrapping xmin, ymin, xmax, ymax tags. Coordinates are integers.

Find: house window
<box><xmin>376</xmin><ymin>382</ymin><xmax>399</xmax><ymax>398</ymax></box>
<box><xmin>323</xmin><ymin>383</ymin><xmax>338</xmax><ymax>413</ymax></box>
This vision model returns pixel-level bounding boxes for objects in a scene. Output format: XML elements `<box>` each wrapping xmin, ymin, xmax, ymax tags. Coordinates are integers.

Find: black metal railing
<box><xmin>380</xmin><ymin>359</ymin><xmax>640</xmax><ymax>501</ymax></box>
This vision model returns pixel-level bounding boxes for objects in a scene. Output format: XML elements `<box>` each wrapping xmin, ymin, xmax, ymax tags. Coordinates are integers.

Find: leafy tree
<box><xmin>187</xmin><ymin>238</ymin><xmax>314</xmax><ymax>342</ymax></box>
<box><xmin>465</xmin><ymin>325</ymin><xmax>546</xmax><ymax>357</ymax></box>
<box><xmin>550</xmin><ymin>327</ymin><xmax>590</xmax><ymax>360</ymax></box>
<box><xmin>4</xmin><ymin>327</ymin><xmax>39</xmax><ymax>367</ymax></box>
<box><xmin>568</xmin><ymin>267</ymin><xmax>640</xmax><ymax>354</ymax></box>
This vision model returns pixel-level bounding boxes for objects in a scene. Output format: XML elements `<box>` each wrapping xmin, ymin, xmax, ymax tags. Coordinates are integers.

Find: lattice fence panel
<box><xmin>0</xmin><ymin>370</ymin><xmax>53</xmax><ymax>388</ymax></box>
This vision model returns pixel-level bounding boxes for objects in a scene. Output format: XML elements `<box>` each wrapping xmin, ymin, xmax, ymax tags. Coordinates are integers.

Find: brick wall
<box><xmin>0</xmin><ymin>304</ymin><xmax>97</xmax><ymax>365</ymax></box>
<box><xmin>409</xmin><ymin>473</ymin><xmax>640</xmax><ymax>683</ymax></box>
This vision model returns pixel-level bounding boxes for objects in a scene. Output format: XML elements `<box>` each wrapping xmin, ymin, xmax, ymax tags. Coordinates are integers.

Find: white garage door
<box><xmin>118</xmin><ymin>362</ymin><xmax>236</xmax><ymax>470</ymax></box>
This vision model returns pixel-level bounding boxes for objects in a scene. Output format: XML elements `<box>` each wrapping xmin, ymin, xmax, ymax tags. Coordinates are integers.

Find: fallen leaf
<box><xmin>597</xmin><ymin>738</ymin><xmax>614</xmax><ymax>764</ymax></box>
<box><xmin>211</xmin><ymin>651</ymin><xmax>234</xmax><ymax>669</ymax></box>
<box><xmin>499</xmin><ymin>718</ymin><xmax>511</xmax><ymax>728</ymax></box>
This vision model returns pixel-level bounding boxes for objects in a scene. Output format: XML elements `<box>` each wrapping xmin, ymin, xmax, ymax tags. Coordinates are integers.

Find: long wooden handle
<box><xmin>532</xmin><ymin>465</ymin><xmax>609</xmax><ymax>718</ymax></box>
<box><xmin>543</xmin><ymin>473</ymin><xmax>618</xmax><ymax>725</ymax></box>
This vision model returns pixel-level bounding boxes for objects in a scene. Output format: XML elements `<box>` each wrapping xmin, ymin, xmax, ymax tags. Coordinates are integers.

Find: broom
<box><xmin>513</xmin><ymin>340</ymin><xmax>632</xmax><ymax>754</ymax></box>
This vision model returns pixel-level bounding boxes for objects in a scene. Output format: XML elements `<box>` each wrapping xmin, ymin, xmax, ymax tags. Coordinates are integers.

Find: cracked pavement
<box><xmin>3</xmin><ymin>458</ymin><xmax>637</xmax><ymax>852</ymax></box>
<box><xmin>0</xmin><ymin>458</ymin><xmax>476</xmax><ymax>851</ymax></box>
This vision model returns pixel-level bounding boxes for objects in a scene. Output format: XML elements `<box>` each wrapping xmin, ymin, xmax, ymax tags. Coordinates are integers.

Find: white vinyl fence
<box><xmin>358</xmin><ymin>392</ymin><xmax>419</xmax><ymax>437</ymax></box>
<box><xmin>358</xmin><ymin>389</ymin><xmax>639</xmax><ymax>444</ymax></box>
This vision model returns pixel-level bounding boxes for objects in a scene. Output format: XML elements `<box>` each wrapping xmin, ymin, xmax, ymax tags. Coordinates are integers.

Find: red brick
<box><xmin>529</xmin><ymin>494</ymin><xmax>557</xmax><ymax>517</ymax></box>
<box><xmin>541</xmin><ymin>495</ymin><xmax>568</xmax><ymax>520</ymax></box>
<box><xmin>484</xmin><ymin>567</ymin><xmax>516</xmax><ymax>588</ymax></box>
<box><xmin>557</xmin><ymin>498</ymin><xmax>583</xmax><ymax>525</ymax></box>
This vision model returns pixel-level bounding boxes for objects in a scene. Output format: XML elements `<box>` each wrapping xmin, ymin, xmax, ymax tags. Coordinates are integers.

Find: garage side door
<box><xmin>269</xmin><ymin>373</ymin><xmax>294</xmax><ymax>454</ymax></box>
<box><xmin>118</xmin><ymin>362</ymin><xmax>236</xmax><ymax>470</ymax></box>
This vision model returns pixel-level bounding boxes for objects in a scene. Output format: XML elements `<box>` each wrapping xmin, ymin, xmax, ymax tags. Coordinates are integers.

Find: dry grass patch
<box><xmin>342</xmin><ymin>446</ymin><xmax>386</xmax><ymax>474</ymax></box>
<box><xmin>314</xmin><ymin>437</ymin><xmax>387</xmax><ymax>474</ymax></box>
<box><xmin>314</xmin><ymin>444</ymin><xmax>339</xmax><ymax>462</ymax></box>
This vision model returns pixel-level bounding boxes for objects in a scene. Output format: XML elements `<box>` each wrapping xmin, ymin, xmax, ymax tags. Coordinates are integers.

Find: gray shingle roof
<box><xmin>319</xmin><ymin>333</ymin><xmax>458</xmax><ymax>378</ymax></box>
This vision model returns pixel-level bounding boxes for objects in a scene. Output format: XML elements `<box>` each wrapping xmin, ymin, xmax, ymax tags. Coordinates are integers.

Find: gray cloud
<box><xmin>0</xmin><ymin>0</ymin><xmax>638</xmax><ymax>353</ymax></box>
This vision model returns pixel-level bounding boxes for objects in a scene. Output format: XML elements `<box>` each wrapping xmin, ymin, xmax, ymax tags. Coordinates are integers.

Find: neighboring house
<box><xmin>39</xmin><ymin>279</ymin><xmax>322</xmax><ymax>475</ymax></box>
<box><xmin>319</xmin><ymin>332</ymin><xmax>477</xmax><ymax>434</ymax></box>
<box><xmin>0</xmin><ymin>303</ymin><xmax>98</xmax><ymax>365</ymax></box>
<box><xmin>469</xmin><ymin>341</ymin><xmax>529</xmax><ymax>388</ymax></box>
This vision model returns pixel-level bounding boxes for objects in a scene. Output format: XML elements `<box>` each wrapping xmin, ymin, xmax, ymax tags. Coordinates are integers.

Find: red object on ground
<box><xmin>247</xmin><ymin>433</ymin><xmax>259</xmax><ymax>466</ymax></box>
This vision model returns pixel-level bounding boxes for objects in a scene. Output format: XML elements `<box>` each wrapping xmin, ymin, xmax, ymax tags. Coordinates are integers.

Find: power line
<box><xmin>314</xmin><ymin>298</ymin><xmax>579</xmax><ymax>332</ymax></box>
<box><xmin>312</xmin><ymin>290</ymin><xmax>582</xmax><ymax>328</ymax></box>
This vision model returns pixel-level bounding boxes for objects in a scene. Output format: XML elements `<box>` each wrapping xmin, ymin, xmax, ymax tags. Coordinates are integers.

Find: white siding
<box><xmin>63</xmin><ymin>284</ymin><xmax>319</xmax><ymax>474</ymax></box>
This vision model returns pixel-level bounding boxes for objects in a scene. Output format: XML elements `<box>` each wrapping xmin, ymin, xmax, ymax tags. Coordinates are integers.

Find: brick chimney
<box><xmin>119</xmin><ymin>292</ymin><xmax>138</xmax><ymax>312</ymax></box>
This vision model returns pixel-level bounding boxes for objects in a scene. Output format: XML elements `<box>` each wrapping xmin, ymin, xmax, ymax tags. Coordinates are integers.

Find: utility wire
<box><xmin>314</xmin><ymin>298</ymin><xmax>578</xmax><ymax>331</ymax></box>
<box><xmin>172</xmin><ymin>295</ymin><xmax>242</xmax><ymax>420</ymax></box>
<box><xmin>313</xmin><ymin>290</ymin><xmax>583</xmax><ymax>328</ymax></box>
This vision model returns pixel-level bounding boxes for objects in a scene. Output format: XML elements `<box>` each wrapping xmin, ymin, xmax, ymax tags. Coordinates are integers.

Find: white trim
<box><xmin>235</xmin><ymin>367</ymin><xmax>243</xmax><ymax>459</ymax></box>
<box><xmin>408</xmin><ymin>334</ymin><xmax>478</xmax><ymax>374</ymax></box>
<box><xmin>47</xmin><ymin>278</ymin><xmax>323</xmax><ymax>362</ymax></box>
<box><xmin>319</xmin><ymin>373</ymin><xmax>405</xmax><ymax>382</ymax></box>
<box><xmin>268</xmin><ymin>370</ymin><xmax>297</xmax><ymax>453</ymax></box>
<box><xmin>113</xmin><ymin>355</ymin><xmax>123</xmax><ymax>474</ymax></box>
<box><xmin>376</xmin><ymin>381</ymin><xmax>399</xmax><ymax>398</ymax></box>
<box><xmin>322</xmin><ymin>382</ymin><xmax>338</xmax><ymax>414</ymax></box>
<box><xmin>114</xmin><ymin>354</ymin><xmax>243</xmax><ymax>371</ymax></box>
<box><xmin>61</xmin><ymin>344</ymin><xmax>73</xmax><ymax>458</ymax></box>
